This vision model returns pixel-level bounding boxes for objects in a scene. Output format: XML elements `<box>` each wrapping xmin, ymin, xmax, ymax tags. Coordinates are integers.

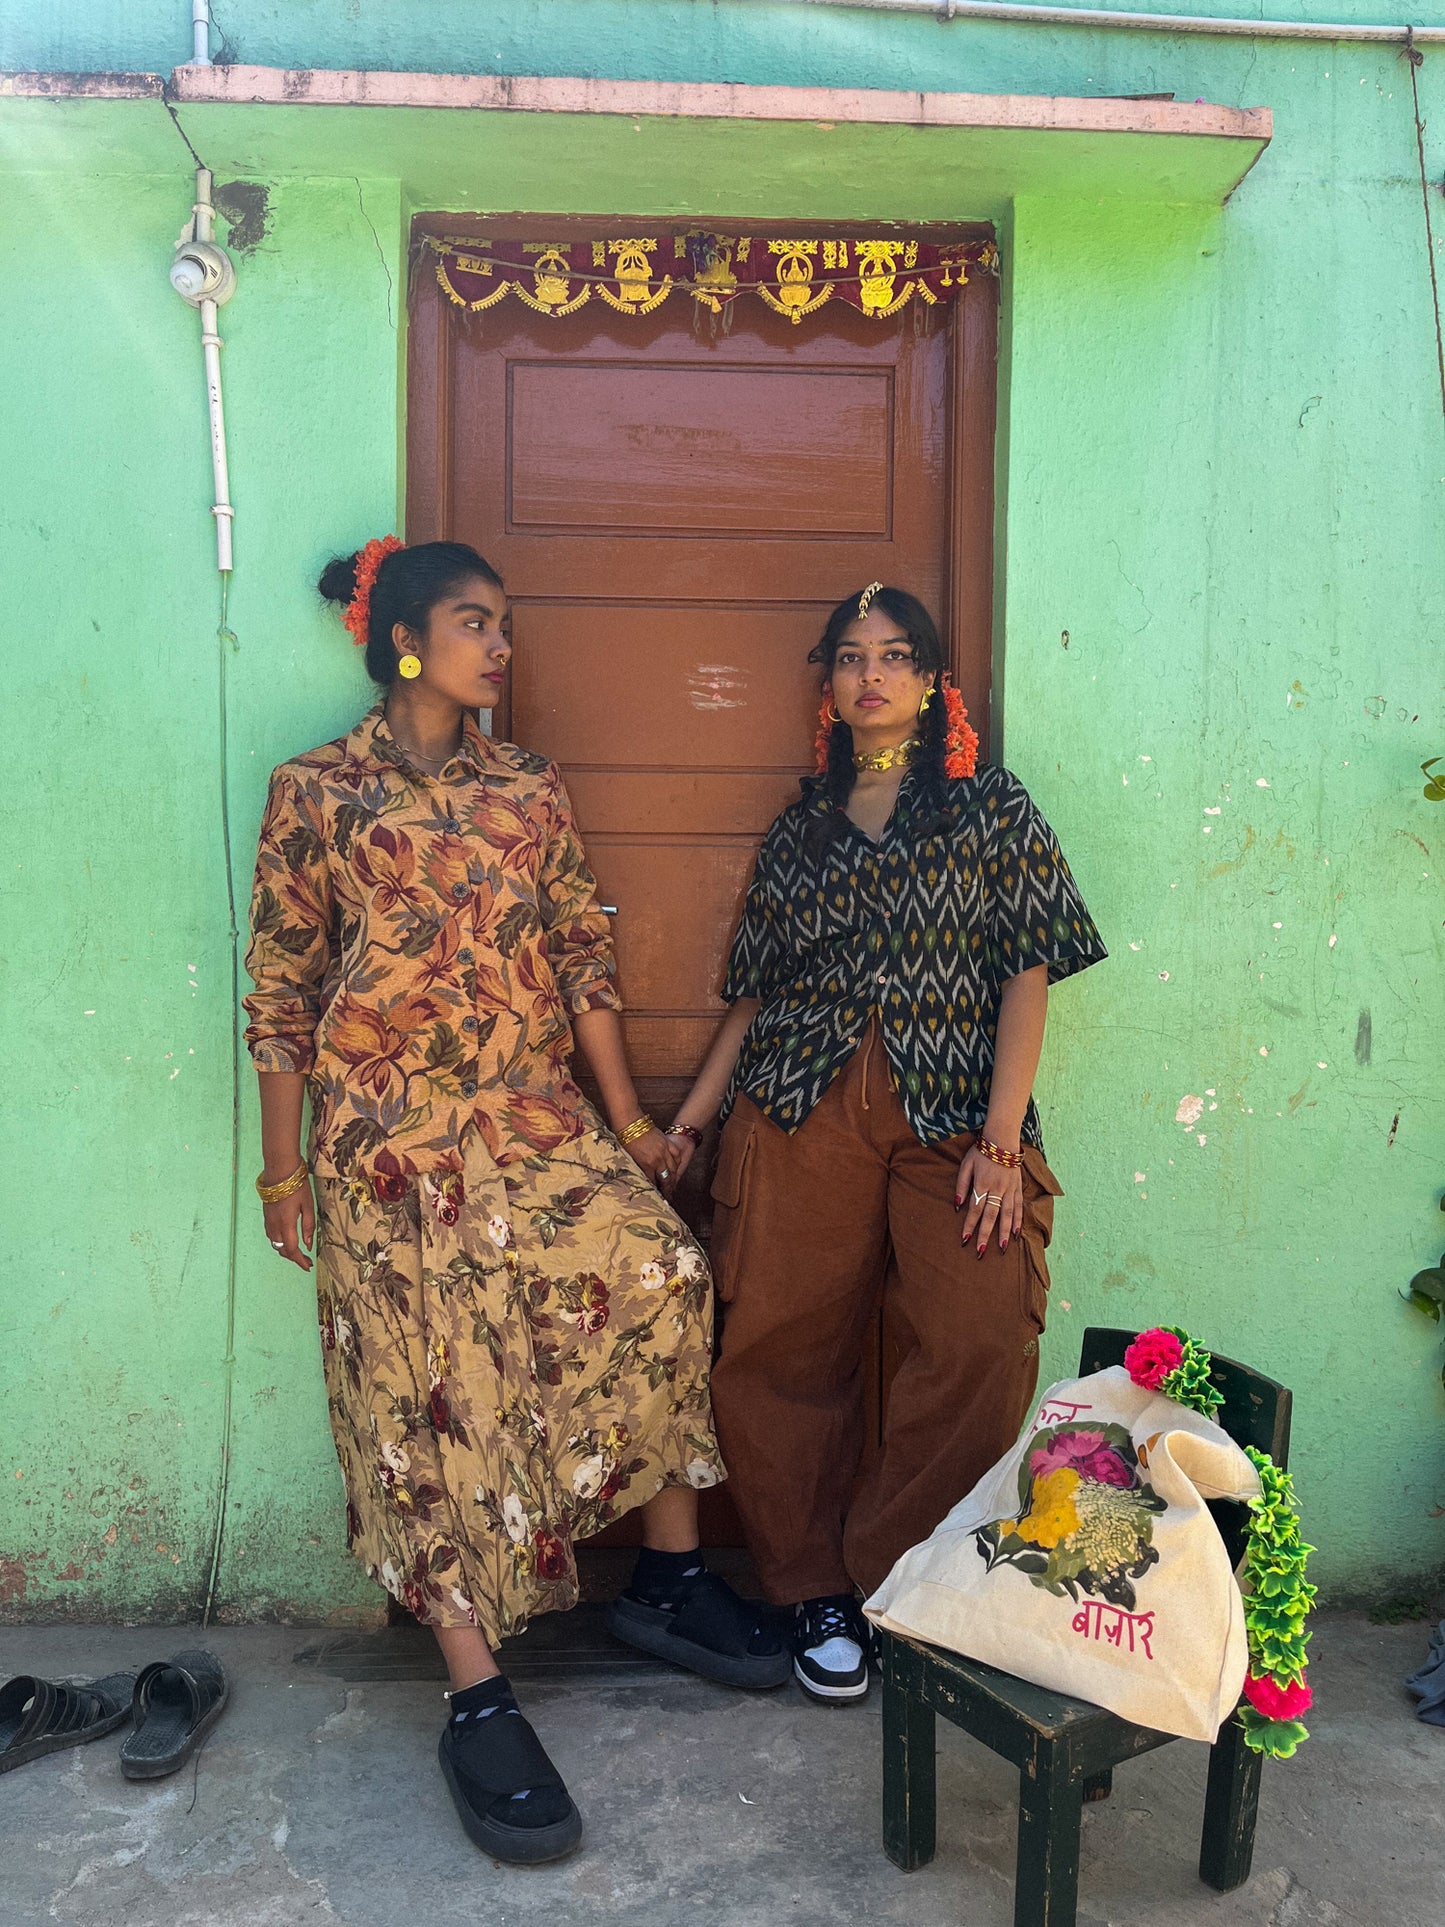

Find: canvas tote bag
<box><xmin>865</xmin><ymin>1364</ymin><xmax>1262</xmax><ymax>1742</ymax></box>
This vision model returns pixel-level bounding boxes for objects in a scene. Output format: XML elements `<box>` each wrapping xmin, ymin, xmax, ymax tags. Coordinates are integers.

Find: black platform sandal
<box><xmin>439</xmin><ymin>1710</ymin><xmax>583</xmax><ymax>1864</ymax></box>
<box><xmin>119</xmin><ymin>1650</ymin><xmax>229</xmax><ymax>1780</ymax></box>
<box><xmin>606</xmin><ymin>1571</ymin><xmax>791</xmax><ymax>1689</ymax></box>
<box><xmin>0</xmin><ymin>1672</ymin><xmax>135</xmax><ymax>1773</ymax></box>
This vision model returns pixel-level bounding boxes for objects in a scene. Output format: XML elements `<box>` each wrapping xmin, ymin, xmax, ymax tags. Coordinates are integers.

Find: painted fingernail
<box><xmin>953</xmin><ymin>1197</ymin><xmax>963</xmax><ymax>1210</ymax></box>
<box><xmin>1000</xmin><ymin>1239</ymin><xmax>1009</xmax><ymax>1254</ymax></box>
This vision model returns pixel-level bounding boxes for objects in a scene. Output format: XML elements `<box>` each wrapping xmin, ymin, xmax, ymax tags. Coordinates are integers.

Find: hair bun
<box><xmin>318</xmin><ymin>552</ymin><xmax>361</xmax><ymax>605</ymax></box>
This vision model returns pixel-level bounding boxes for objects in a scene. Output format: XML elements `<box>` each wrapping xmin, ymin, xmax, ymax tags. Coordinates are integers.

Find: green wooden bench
<box><xmin>879</xmin><ymin>1325</ymin><xmax>1292</xmax><ymax>1927</ymax></box>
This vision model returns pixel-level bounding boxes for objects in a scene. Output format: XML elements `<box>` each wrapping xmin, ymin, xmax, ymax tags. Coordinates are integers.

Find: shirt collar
<box><xmin>354</xmin><ymin>702</ymin><xmax>493</xmax><ymax>781</ymax></box>
<box><xmin>801</xmin><ymin>765</ymin><xmax>925</xmax><ymax>827</ymax></box>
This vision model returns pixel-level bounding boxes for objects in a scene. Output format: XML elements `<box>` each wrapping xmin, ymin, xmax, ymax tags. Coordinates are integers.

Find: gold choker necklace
<box><xmin>853</xmin><ymin>737</ymin><xmax>920</xmax><ymax>773</ymax></box>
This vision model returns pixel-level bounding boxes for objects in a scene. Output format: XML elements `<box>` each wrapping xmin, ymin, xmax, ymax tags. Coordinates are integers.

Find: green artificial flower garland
<box><xmin>1123</xmin><ymin>1326</ymin><xmax>1315</xmax><ymax>1756</ymax></box>
<box><xmin>1159</xmin><ymin>1326</ymin><xmax>1225</xmax><ymax>1421</ymax></box>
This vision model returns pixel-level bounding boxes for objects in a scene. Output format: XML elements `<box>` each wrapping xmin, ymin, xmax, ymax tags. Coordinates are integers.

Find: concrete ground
<box><xmin>0</xmin><ymin>1610</ymin><xmax>1439</xmax><ymax>1927</ymax></box>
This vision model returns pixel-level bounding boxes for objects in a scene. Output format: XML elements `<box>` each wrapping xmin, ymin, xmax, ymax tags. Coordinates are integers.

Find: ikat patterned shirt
<box><xmin>721</xmin><ymin>765</ymin><xmax>1107</xmax><ymax>1151</ymax></box>
<box><xmin>244</xmin><ymin>704</ymin><xmax>621</xmax><ymax>1183</ymax></box>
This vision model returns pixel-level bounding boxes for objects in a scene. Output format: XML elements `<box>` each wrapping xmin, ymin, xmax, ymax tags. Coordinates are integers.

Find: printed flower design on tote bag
<box><xmin>975</xmin><ymin>1422</ymin><xmax>1167</xmax><ymax>1610</ymax></box>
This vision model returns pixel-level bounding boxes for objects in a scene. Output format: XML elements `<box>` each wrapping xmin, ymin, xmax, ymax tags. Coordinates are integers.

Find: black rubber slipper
<box><xmin>0</xmin><ymin>1672</ymin><xmax>135</xmax><ymax>1773</ymax></box>
<box><xmin>606</xmin><ymin>1571</ymin><xmax>792</xmax><ymax>1689</ymax></box>
<box><xmin>439</xmin><ymin>1713</ymin><xmax>583</xmax><ymax>1864</ymax></box>
<box><xmin>119</xmin><ymin>1649</ymin><xmax>229</xmax><ymax>1780</ymax></box>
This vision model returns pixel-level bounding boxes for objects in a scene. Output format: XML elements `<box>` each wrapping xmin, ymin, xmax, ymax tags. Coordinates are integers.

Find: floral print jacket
<box><xmin>243</xmin><ymin>704</ymin><xmax>621</xmax><ymax>1181</ymax></box>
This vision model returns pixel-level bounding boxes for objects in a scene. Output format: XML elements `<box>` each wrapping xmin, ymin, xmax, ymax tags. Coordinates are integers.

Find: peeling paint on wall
<box><xmin>214</xmin><ymin>181</ymin><xmax>272</xmax><ymax>255</ymax></box>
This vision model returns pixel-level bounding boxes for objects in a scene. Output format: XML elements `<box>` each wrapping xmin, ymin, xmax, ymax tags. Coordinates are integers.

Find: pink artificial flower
<box><xmin>1243</xmin><ymin>1672</ymin><xmax>1313</xmax><ymax>1721</ymax></box>
<box><xmin>1029</xmin><ymin>1429</ymin><xmax>1134</xmax><ymax>1488</ymax></box>
<box><xmin>1124</xmin><ymin>1326</ymin><xmax>1185</xmax><ymax>1391</ymax></box>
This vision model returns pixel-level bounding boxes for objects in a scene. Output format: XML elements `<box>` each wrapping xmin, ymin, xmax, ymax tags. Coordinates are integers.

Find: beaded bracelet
<box><xmin>618</xmin><ymin>1114</ymin><xmax>658</xmax><ymax>1147</ymax></box>
<box><xmin>256</xmin><ymin>1160</ymin><xmax>310</xmax><ymax>1203</ymax></box>
<box><xmin>976</xmin><ymin>1136</ymin><xmax>1023</xmax><ymax>1170</ymax></box>
<box><xmin>666</xmin><ymin>1123</ymin><xmax>703</xmax><ymax>1148</ymax></box>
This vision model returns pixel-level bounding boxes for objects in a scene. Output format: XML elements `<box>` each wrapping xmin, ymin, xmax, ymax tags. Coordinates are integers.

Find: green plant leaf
<box><xmin>1402</xmin><ymin>1287</ymin><xmax>1444</xmax><ymax>1322</ymax></box>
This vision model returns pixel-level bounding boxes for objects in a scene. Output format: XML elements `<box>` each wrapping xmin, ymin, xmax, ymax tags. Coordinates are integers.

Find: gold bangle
<box><xmin>618</xmin><ymin>1114</ymin><xmax>657</xmax><ymax>1147</ymax></box>
<box><xmin>256</xmin><ymin>1160</ymin><xmax>310</xmax><ymax>1203</ymax></box>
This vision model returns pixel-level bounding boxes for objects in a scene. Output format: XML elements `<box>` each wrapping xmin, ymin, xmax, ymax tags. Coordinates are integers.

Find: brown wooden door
<box><xmin>409</xmin><ymin>223</ymin><xmax>998</xmax><ymax>1542</ymax></box>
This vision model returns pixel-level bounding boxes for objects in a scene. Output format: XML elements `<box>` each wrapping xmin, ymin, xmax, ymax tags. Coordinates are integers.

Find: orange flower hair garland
<box><xmin>342</xmin><ymin>535</ymin><xmax>406</xmax><ymax>647</ymax></box>
<box><xmin>813</xmin><ymin>675</ymin><xmax>980</xmax><ymax>779</ymax></box>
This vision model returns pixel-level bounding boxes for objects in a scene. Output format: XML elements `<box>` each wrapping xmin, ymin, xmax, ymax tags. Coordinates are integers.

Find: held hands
<box><xmin>624</xmin><ymin>1126</ymin><xmax>683</xmax><ymax>1189</ymax></box>
<box><xmin>666</xmin><ymin>1125</ymin><xmax>705</xmax><ymax>1179</ymax></box>
<box><xmin>954</xmin><ymin>1143</ymin><xmax>1024</xmax><ymax>1257</ymax></box>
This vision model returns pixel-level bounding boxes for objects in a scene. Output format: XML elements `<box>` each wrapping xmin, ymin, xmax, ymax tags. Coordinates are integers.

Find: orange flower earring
<box><xmin>398</xmin><ymin>654</ymin><xmax>422</xmax><ymax>680</ymax></box>
<box><xmin>940</xmin><ymin>678</ymin><xmax>980</xmax><ymax>778</ymax></box>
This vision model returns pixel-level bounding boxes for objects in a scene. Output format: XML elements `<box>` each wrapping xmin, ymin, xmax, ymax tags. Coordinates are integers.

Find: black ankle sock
<box><xmin>445</xmin><ymin>1674</ymin><xmax>571</xmax><ymax>1831</ymax></box>
<box><xmin>627</xmin><ymin>1545</ymin><xmax>705</xmax><ymax>1610</ymax></box>
<box><xmin>447</xmin><ymin>1672</ymin><xmax>515</xmax><ymax>1724</ymax></box>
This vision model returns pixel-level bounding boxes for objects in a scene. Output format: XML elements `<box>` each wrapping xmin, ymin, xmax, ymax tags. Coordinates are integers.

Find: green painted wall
<box><xmin>0</xmin><ymin>168</ymin><xmax>394</xmax><ymax>1620</ymax></box>
<box><xmin>1</xmin><ymin>2</ymin><xmax>1442</xmax><ymax>1618</ymax></box>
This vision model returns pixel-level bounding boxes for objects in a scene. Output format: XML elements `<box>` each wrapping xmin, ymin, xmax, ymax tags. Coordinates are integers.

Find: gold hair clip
<box><xmin>857</xmin><ymin>580</ymin><xmax>884</xmax><ymax>618</ymax></box>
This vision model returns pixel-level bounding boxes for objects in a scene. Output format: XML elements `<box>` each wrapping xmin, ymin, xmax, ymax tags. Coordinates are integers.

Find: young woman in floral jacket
<box><xmin>244</xmin><ymin>539</ymin><xmax>786</xmax><ymax>1863</ymax></box>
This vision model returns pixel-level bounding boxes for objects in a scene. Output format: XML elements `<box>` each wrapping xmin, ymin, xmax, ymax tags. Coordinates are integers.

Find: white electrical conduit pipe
<box><xmin>791</xmin><ymin>0</ymin><xmax>1445</xmax><ymax>45</ymax></box>
<box><xmin>171</xmin><ymin>168</ymin><xmax>236</xmax><ymax>571</ymax></box>
<box><xmin>196</xmin><ymin>199</ymin><xmax>234</xmax><ymax>574</ymax></box>
<box><xmin>191</xmin><ymin>0</ymin><xmax>212</xmax><ymax>65</ymax></box>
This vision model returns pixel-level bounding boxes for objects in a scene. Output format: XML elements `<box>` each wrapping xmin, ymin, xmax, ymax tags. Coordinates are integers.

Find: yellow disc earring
<box><xmin>398</xmin><ymin>654</ymin><xmax>422</xmax><ymax>680</ymax></box>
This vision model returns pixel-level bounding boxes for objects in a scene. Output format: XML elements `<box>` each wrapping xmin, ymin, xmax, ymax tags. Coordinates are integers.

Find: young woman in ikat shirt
<box><xmin>667</xmin><ymin>585</ymin><xmax>1107</xmax><ymax>1707</ymax></box>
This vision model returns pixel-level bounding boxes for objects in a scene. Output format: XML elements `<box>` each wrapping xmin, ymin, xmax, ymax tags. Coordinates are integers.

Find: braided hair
<box><xmin>805</xmin><ymin>586</ymin><xmax>950</xmax><ymax>861</ymax></box>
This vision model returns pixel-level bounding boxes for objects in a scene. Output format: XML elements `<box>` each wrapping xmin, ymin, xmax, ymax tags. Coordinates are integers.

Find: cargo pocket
<box><xmin>1019</xmin><ymin>1147</ymin><xmax>1064</xmax><ymax>1334</ymax></box>
<box><xmin>708</xmin><ymin>1118</ymin><xmax>756</xmax><ymax>1303</ymax></box>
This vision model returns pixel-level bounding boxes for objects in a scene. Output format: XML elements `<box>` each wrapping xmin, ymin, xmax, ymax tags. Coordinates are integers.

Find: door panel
<box><xmin>510</xmin><ymin>602</ymin><xmax>825</xmax><ymax>765</ymax></box>
<box><xmin>409</xmin><ymin>226</ymin><xmax>998</xmax><ymax>1545</ymax></box>
<box><xmin>510</xmin><ymin>361</ymin><xmax>895</xmax><ymax>535</ymax></box>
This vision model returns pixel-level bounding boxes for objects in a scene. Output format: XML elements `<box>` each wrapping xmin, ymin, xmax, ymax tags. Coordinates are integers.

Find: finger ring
<box><xmin>269</xmin><ymin>1239</ymin><xmax>285</xmax><ymax>1250</ymax></box>
<box><xmin>971</xmin><ymin>1188</ymin><xmax>987</xmax><ymax>1205</ymax></box>
<box><xmin>987</xmin><ymin>1194</ymin><xmax>1003</xmax><ymax>1205</ymax></box>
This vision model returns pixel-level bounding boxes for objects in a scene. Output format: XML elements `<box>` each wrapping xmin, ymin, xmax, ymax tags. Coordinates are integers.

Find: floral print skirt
<box><xmin>313</xmin><ymin>1123</ymin><xmax>724</xmax><ymax>1641</ymax></box>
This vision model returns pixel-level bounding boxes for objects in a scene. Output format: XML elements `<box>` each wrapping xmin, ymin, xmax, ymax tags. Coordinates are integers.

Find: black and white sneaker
<box><xmin>791</xmin><ymin>1594</ymin><xmax>870</xmax><ymax>1704</ymax></box>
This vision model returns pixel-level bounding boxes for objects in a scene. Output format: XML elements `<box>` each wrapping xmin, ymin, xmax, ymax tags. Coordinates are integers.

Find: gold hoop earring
<box><xmin>919</xmin><ymin>685</ymin><xmax>934</xmax><ymax>715</ymax></box>
<box><xmin>398</xmin><ymin>654</ymin><xmax>422</xmax><ymax>681</ymax></box>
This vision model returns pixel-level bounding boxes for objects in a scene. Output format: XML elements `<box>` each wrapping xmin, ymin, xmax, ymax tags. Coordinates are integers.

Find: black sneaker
<box><xmin>791</xmin><ymin>1594</ymin><xmax>870</xmax><ymax>1704</ymax></box>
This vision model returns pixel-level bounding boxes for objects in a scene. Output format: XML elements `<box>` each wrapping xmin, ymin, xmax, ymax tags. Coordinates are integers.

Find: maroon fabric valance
<box><xmin>426</xmin><ymin>233</ymin><xmax>998</xmax><ymax>324</ymax></box>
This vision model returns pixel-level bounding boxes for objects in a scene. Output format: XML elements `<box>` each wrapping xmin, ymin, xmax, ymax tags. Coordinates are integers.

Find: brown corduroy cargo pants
<box><xmin>708</xmin><ymin>1025</ymin><xmax>1061</xmax><ymax>1605</ymax></box>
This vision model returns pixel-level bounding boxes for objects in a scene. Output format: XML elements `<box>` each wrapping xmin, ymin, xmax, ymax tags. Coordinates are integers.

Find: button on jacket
<box><xmin>721</xmin><ymin>765</ymin><xmax>1107</xmax><ymax>1151</ymax></box>
<box><xmin>243</xmin><ymin>705</ymin><xmax>620</xmax><ymax>1180</ymax></box>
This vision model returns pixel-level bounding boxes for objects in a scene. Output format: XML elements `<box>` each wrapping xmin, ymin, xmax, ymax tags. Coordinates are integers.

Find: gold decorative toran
<box><xmin>426</xmin><ymin>232</ymin><xmax>999</xmax><ymax>325</ymax></box>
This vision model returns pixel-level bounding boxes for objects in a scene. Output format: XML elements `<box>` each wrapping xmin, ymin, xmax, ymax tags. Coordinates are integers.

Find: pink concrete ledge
<box><xmin>4</xmin><ymin>66</ymin><xmax>1270</xmax><ymax>142</ymax></box>
<box><xmin>1</xmin><ymin>71</ymin><xmax>166</xmax><ymax>99</ymax></box>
